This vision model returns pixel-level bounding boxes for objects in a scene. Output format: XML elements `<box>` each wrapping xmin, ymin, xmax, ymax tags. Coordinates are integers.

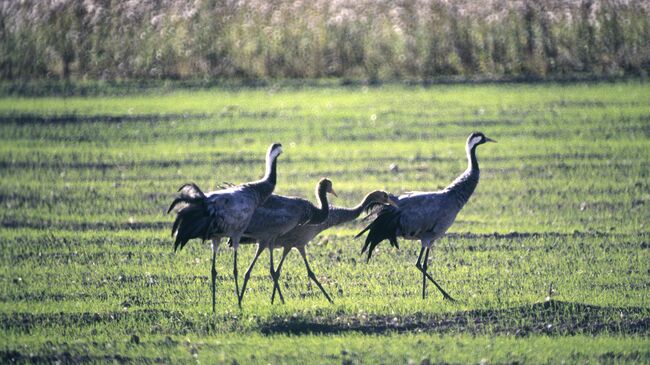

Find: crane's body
<box><xmin>273</xmin><ymin>192</ymin><xmax>395</xmax><ymax>249</ymax></box>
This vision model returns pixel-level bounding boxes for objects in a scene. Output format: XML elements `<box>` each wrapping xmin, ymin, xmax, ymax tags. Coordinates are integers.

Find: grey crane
<box><xmin>266</xmin><ymin>190</ymin><xmax>398</xmax><ymax>304</ymax></box>
<box><xmin>236</xmin><ymin>178</ymin><xmax>337</xmax><ymax>307</ymax></box>
<box><xmin>356</xmin><ymin>132</ymin><xmax>495</xmax><ymax>301</ymax></box>
<box><xmin>167</xmin><ymin>143</ymin><xmax>282</xmax><ymax>312</ymax></box>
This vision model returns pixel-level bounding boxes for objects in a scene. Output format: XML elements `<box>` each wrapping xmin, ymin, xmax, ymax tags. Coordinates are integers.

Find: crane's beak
<box><xmin>387</xmin><ymin>197</ymin><xmax>398</xmax><ymax>207</ymax></box>
<box><xmin>329</xmin><ymin>188</ymin><xmax>338</xmax><ymax>197</ymax></box>
<box><xmin>485</xmin><ymin>137</ymin><xmax>497</xmax><ymax>143</ymax></box>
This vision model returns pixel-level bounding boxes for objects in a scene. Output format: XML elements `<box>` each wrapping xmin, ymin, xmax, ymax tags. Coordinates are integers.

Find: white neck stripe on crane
<box><xmin>269</xmin><ymin>147</ymin><xmax>282</xmax><ymax>160</ymax></box>
<box><xmin>467</xmin><ymin>136</ymin><xmax>482</xmax><ymax>150</ymax></box>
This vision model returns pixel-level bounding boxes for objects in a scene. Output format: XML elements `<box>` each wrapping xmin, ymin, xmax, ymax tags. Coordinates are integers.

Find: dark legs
<box><xmin>415</xmin><ymin>246</ymin><xmax>455</xmax><ymax>301</ymax></box>
<box><xmin>236</xmin><ymin>244</ymin><xmax>288</xmax><ymax>307</ymax></box>
<box><xmin>210</xmin><ymin>239</ymin><xmax>219</xmax><ymax>313</ymax></box>
<box><xmin>238</xmin><ymin>244</ymin><xmax>265</xmax><ymax>307</ymax></box>
<box><xmin>269</xmin><ymin>246</ymin><xmax>285</xmax><ymax>304</ymax></box>
<box><xmin>271</xmin><ymin>247</ymin><xmax>291</xmax><ymax>304</ymax></box>
<box><xmin>233</xmin><ymin>244</ymin><xmax>334</xmax><ymax>306</ymax></box>
<box><xmin>298</xmin><ymin>246</ymin><xmax>334</xmax><ymax>304</ymax></box>
<box><xmin>233</xmin><ymin>249</ymin><xmax>240</xmax><ymax>302</ymax></box>
<box><xmin>416</xmin><ymin>247</ymin><xmax>427</xmax><ymax>299</ymax></box>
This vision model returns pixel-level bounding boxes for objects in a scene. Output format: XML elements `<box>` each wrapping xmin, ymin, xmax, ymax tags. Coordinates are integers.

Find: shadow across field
<box><xmin>1</xmin><ymin>301</ymin><xmax>648</xmax><ymax>338</ymax></box>
<box><xmin>260</xmin><ymin>300</ymin><xmax>650</xmax><ymax>336</ymax></box>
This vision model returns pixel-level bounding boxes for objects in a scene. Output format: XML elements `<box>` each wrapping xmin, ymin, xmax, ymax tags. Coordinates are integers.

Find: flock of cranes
<box><xmin>169</xmin><ymin>133</ymin><xmax>495</xmax><ymax>311</ymax></box>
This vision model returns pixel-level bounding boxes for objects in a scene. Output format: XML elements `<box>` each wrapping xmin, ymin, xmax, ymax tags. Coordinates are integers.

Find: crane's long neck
<box><xmin>324</xmin><ymin>202</ymin><xmax>365</xmax><ymax>228</ymax></box>
<box><xmin>467</xmin><ymin>142</ymin><xmax>479</xmax><ymax>171</ymax></box>
<box><xmin>308</xmin><ymin>185</ymin><xmax>330</xmax><ymax>225</ymax></box>
<box><xmin>262</xmin><ymin>152</ymin><xmax>278</xmax><ymax>186</ymax></box>
<box><xmin>445</xmin><ymin>143</ymin><xmax>480</xmax><ymax>207</ymax></box>
<box><xmin>249</xmin><ymin>150</ymin><xmax>279</xmax><ymax>202</ymax></box>
<box><xmin>324</xmin><ymin>191</ymin><xmax>385</xmax><ymax>228</ymax></box>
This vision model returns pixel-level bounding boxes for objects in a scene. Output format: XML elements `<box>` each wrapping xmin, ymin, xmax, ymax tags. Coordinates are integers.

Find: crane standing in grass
<box><xmin>168</xmin><ymin>143</ymin><xmax>283</xmax><ymax>312</ymax></box>
<box><xmin>236</xmin><ymin>178</ymin><xmax>338</xmax><ymax>307</ymax></box>
<box><xmin>266</xmin><ymin>190</ymin><xmax>397</xmax><ymax>304</ymax></box>
<box><xmin>356</xmin><ymin>132</ymin><xmax>495</xmax><ymax>301</ymax></box>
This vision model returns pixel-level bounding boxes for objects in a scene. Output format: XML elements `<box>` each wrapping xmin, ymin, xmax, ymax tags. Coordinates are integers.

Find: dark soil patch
<box><xmin>0</xmin><ymin>350</ymin><xmax>167</xmax><ymax>364</ymax></box>
<box><xmin>259</xmin><ymin>300</ymin><xmax>650</xmax><ymax>336</ymax></box>
<box><xmin>0</xmin><ymin>219</ymin><xmax>167</xmax><ymax>231</ymax></box>
<box><xmin>0</xmin><ymin>309</ymin><xmax>240</xmax><ymax>335</ymax></box>
<box><xmin>0</xmin><ymin>113</ymin><xmax>208</xmax><ymax>125</ymax></box>
<box><xmin>0</xmin><ymin>156</ymin><xmax>262</xmax><ymax>170</ymax></box>
<box><xmin>446</xmin><ymin>231</ymin><xmax>650</xmax><ymax>240</ymax></box>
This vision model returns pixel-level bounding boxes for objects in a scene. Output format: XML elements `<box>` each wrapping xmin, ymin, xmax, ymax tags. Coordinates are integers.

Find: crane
<box><xmin>356</xmin><ymin>132</ymin><xmax>495</xmax><ymax>300</ymax></box>
<box><xmin>168</xmin><ymin>143</ymin><xmax>282</xmax><ymax>312</ymax></box>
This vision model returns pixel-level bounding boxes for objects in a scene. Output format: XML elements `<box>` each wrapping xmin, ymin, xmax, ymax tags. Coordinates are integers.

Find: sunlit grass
<box><xmin>0</xmin><ymin>82</ymin><xmax>649</xmax><ymax>363</ymax></box>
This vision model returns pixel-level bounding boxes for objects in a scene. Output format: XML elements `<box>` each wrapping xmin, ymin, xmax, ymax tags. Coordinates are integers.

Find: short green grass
<box><xmin>1</xmin><ymin>82</ymin><xmax>649</xmax><ymax>363</ymax></box>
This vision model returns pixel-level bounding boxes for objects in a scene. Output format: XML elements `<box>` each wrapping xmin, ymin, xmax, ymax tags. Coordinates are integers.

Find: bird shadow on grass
<box><xmin>259</xmin><ymin>300</ymin><xmax>650</xmax><ymax>336</ymax></box>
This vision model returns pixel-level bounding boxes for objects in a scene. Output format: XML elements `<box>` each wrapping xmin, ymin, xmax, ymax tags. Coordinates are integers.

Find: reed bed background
<box><xmin>2</xmin><ymin>0</ymin><xmax>649</xmax><ymax>82</ymax></box>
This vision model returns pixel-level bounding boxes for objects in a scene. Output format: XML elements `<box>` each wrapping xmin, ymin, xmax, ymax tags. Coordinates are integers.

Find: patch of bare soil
<box><xmin>0</xmin><ymin>350</ymin><xmax>167</xmax><ymax>364</ymax></box>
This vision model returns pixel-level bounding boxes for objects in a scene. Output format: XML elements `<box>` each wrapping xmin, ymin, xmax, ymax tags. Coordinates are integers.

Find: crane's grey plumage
<box><xmin>356</xmin><ymin>132</ymin><xmax>495</xmax><ymax>301</ymax></box>
<box><xmin>168</xmin><ymin>143</ymin><xmax>283</xmax><ymax>312</ymax></box>
<box><xmin>264</xmin><ymin>190</ymin><xmax>398</xmax><ymax>303</ymax></box>
<box><xmin>236</xmin><ymin>178</ymin><xmax>337</xmax><ymax>306</ymax></box>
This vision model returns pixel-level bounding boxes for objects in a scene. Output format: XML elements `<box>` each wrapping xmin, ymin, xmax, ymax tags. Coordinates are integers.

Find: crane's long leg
<box><xmin>415</xmin><ymin>247</ymin><xmax>455</xmax><ymax>302</ymax></box>
<box><xmin>231</xmin><ymin>237</ymin><xmax>241</xmax><ymax>302</ymax></box>
<box><xmin>298</xmin><ymin>246</ymin><xmax>334</xmax><ymax>304</ymax></box>
<box><xmin>415</xmin><ymin>246</ymin><xmax>426</xmax><ymax>299</ymax></box>
<box><xmin>269</xmin><ymin>246</ymin><xmax>285</xmax><ymax>304</ymax></box>
<box><xmin>238</xmin><ymin>243</ymin><xmax>265</xmax><ymax>307</ymax></box>
<box><xmin>211</xmin><ymin>239</ymin><xmax>220</xmax><ymax>313</ymax></box>
<box><xmin>271</xmin><ymin>246</ymin><xmax>291</xmax><ymax>304</ymax></box>
<box><xmin>422</xmin><ymin>247</ymin><xmax>431</xmax><ymax>299</ymax></box>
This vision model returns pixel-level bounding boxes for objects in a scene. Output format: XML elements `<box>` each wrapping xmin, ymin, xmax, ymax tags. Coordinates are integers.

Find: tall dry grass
<box><xmin>1</xmin><ymin>0</ymin><xmax>649</xmax><ymax>81</ymax></box>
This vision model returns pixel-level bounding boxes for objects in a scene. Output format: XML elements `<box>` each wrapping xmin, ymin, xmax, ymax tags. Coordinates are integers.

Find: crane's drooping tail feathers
<box><xmin>355</xmin><ymin>206</ymin><xmax>400</xmax><ymax>262</ymax></box>
<box><xmin>361</xmin><ymin>193</ymin><xmax>400</xmax><ymax>222</ymax></box>
<box><xmin>363</xmin><ymin>202</ymin><xmax>386</xmax><ymax>217</ymax></box>
<box><xmin>168</xmin><ymin>183</ymin><xmax>212</xmax><ymax>252</ymax></box>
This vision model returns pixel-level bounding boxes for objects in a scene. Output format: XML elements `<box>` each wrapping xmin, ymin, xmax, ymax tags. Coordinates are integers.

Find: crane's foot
<box><xmin>211</xmin><ymin>268</ymin><xmax>218</xmax><ymax>313</ymax></box>
<box><xmin>415</xmin><ymin>263</ymin><xmax>426</xmax><ymax>299</ymax></box>
<box><xmin>415</xmin><ymin>265</ymin><xmax>456</xmax><ymax>302</ymax></box>
<box><xmin>271</xmin><ymin>271</ymin><xmax>285</xmax><ymax>304</ymax></box>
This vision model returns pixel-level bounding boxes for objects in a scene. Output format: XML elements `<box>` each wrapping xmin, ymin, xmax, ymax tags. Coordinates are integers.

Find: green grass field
<box><xmin>1</xmin><ymin>82</ymin><xmax>649</xmax><ymax>363</ymax></box>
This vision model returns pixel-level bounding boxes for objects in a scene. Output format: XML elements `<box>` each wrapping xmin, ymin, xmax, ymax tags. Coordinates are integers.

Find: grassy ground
<box><xmin>0</xmin><ymin>82</ymin><xmax>649</xmax><ymax>363</ymax></box>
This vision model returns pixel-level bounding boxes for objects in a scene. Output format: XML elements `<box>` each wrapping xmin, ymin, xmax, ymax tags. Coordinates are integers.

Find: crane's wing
<box><xmin>356</xmin><ymin>191</ymin><xmax>450</xmax><ymax>262</ymax></box>
<box><xmin>242</xmin><ymin>195</ymin><xmax>311</xmax><ymax>239</ymax></box>
<box><xmin>205</xmin><ymin>186</ymin><xmax>258</xmax><ymax>233</ymax></box>
<box><xmin>169</xmin><ymin>184</ymin><xmax>258</xmax><ymax>252</ymax></box>
<box><xmin>395</xmin><ymin>193</ymin><xmax>447</xmax><ymax>238</ymax></box>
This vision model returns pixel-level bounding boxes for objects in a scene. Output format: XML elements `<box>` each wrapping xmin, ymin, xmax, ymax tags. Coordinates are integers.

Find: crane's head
<box><xmin>467</xmin><ymin>132</ymin><xmax>496</xmax><ymax>150</ymax></box>
<box><xmin>268</xmin><ymin>143</ymin><xmax>283</xmax><ymax>160</ymax></box>
<box><xmin>318</xmin><ymin>178</ymin><xmax>337</xmax><ymax>197</ymax></box>
<box><xmin>362</xmin><ymin>190</ymin><xmax>399</xmax><ymax>214</ymax></box>
<box><xmin>364</xmin><ymin>190</ymin><xmax>398</xmax><ymax>207</ymax></box>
